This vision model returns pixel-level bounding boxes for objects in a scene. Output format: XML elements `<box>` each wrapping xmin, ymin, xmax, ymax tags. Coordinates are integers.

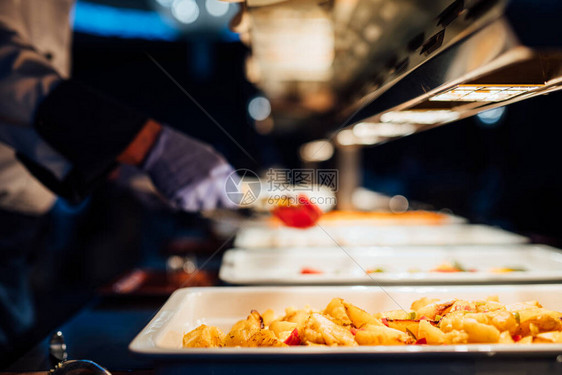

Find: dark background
<box><xmin>70</xmin><ymin>30</ymin><xmax>562</xmax><ymax>244</ymax></box>
<box><xmin>4</xmin><ymin>0</ymin><xmax>562</xmax><ymax>366</ymax></box>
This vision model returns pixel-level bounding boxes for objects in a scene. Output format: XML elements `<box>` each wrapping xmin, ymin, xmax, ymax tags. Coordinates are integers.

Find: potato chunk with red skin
<box><xmin>385</xmin><ymin>319</ymin><xmax>421</xmax><ymax>335</ymax></box>
<box><xmin>269</xmin><ymin>320</ymin><xmax>298</xmax><ymax>341</ymax></box>
<box><xmin>415</xmin><ymin>300</ymin><xmax>455</xmax><ymax>320</ymax></box>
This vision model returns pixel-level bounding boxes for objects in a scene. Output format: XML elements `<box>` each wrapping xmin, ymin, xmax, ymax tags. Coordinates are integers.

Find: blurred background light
<box><xmin>74</xmin><ymin>0</ymin><xmax>178</xmax><ymax>40</ymax></box>
<box><xmin>172</xmin><ymin>0</ymin><xmax>200</xmax><ymax>24</ymax></box>
<box><xmin>389</xmin><ymin>195</ymin><xmax>409</xmax><ymax>213</ymax></box>
<box><xmin>155</xmin><ymin>0</ymin><xmax>174</xmax><ymax>7</ymax></box>
<box><xmin>380</xmin><ymin>110</ymin><xmax>460</xmax><ymax>125</ymax></box>
<box><xmin>205</xmin><ymin>0</ymin><xmax>230</xmax><ymax>17</ymax></box>
<box><xmin>248</xmin><ymin>96</ymin><xmax>271</xmax><ymax>121</ymax></box>
<box><xmin>336</xmin><ymin>129</ymin><xmax>357</xmax><ymax>146</ymax></box>
<box><xmin>353</xmin><ymin>122</ymin><xmax>416</xmax><ymax>139</ymax></box>
<box><xmin>299</xmin><ymin>140</ymin><xmax>334</xmax><ymax>162</ymax></box>
<box><xmin>476</xmin><ymin>106</ymin><xmax>506</xmax><ymax>126</ymax></box>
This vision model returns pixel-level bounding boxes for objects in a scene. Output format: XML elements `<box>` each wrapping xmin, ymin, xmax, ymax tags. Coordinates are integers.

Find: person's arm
<box><xmin>117</xmin><ymin>119</ymin><xmax>163</xmax><ymax>166</ymax></box>
<box><xmin>0</xmin><ymin>26</ymin><xmax>237</xmax><ymax>210</ymax></box>
<box><xmin>0</xmin><ymin>27</ymin><xmax>72</xmax><ymax>183</ymax></box>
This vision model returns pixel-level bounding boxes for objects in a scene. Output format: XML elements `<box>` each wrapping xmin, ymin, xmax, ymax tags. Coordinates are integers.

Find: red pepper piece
<box><xmin>381</xmin><ymin>318</ymin><xmax>389</xmax><ymax>327</ymax></box>
<box><xmin>512</xmin><ymin>334</ymin><xmax>522</xmax><ymax>342</ymax></box>
<box><xmin>415</xmin><ymin>338</ymin><xmax>427</xmax><ymax>345</ymax></box>
<box><xmin>284</xmin><ymin>328</ymin><xmax>301</xmax><ymax>346</ymax></box>
<box><xmin>300</xmin><ymin>267</ymin><xmax>323</xmax><ymax>275</ymax></box>
<box><xmin>272</xmin><ymin>194</ymin><xmax>323</xmax><ymax>229</ymax></box>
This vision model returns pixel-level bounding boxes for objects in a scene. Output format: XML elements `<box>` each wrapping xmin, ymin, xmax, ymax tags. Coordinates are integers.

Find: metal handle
<box><xmin>49</xmin><ymin>331</ymin><xmax>111</xmax><ymax>375</ymax></box>
<box><xmin>50</xmin><ymin>360</ymin><xmax>112</xmax><ymax>375</ymax></box>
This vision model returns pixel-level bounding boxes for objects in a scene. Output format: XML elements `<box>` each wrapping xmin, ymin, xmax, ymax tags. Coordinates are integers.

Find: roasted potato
<box><xmin>301</xmin><ymin>313</ymin><xmax>356</xmax><ymax>346</ymax></box>
<box><xmin>415</xmin><ymin>300</ymin><xmax>455</xmax><ymax>320</ymax></box>
<box><xmin>224</xmin><ymin>310</ymin><xmax>264</xmax><ymax>347</ymax></box>
<box><xmin>517</xmin><ymin>308</ymin><xmax>562</xmax><ymax>336</ymax></box>
<box><xmin>343</xmin><ymin>301</ymin><xmax>383</xmax><ymax>328</ymax></box>
<box><xmin>182</xmin><ymin>297</ymin><xmax>562</xmax><ymax>349</ymax></box>
<box><xmin>245</xmin><ymin>329</ymin><xmax>287</xmax><ymax>347</ymax></box>
<box><xmin>354</xmin><ymin>324</ymin><xmax>411</xmax><ymax>345</ymax></box>
<box><xmin>182</xmin><ymin>324</ymin><xmax>225</xmax><ymax>348</ymax></box>
<box><xmin>324</xmin><ymin>298</ymin><xmax>352</xmax><ymax>326</ymax></box>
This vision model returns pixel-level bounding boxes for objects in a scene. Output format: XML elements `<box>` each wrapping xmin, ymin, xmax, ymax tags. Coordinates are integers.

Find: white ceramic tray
<box><xmin>233</xmin><ymin>224</ymin><xmax>528</xmax><ymax>248</ymax></box>
<box><xmin>129</xmin><ymin>285</ymin><xmax>562</xmax><ymax>358</ymax></box>
<box><xmin>239</xmin><ymin>212</ymin><xmax>466</xmax><ymax>229</ymax></box>
<box><xmin>219</xmin><ymin>245</ymin><xmax>562</xmax><ymax>285</ymax></box>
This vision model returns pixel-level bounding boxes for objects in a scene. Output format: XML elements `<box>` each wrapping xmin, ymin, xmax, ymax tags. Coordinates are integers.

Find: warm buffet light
<box><xmin>337</xmin><ymin>129</ymin><xmax>381</xmax><ymax>146</ymax></box>
<box><xmin>299</xmin><ymin>140</ymin><xmax>334</xmax><ymax>162</ymax></box>
<box><xmin>430</xmin><ymin>84</ymin><xmax>543</xmax><ymax>102</ymax></box>
<box><xmin>353</xmin><ymin>122</ymin><xmax>417</xmax><ymax>138</ymax></box>
<box><xmin>336</xmin><ymin>129</ymin><xmax>358</xmax><ymax>146</ymax></box>
<box><xmin>251</xmin><ymin>15</ymin><xmax>334</xmax><ymax>81</ymax></box>
<box><xmin>380</xmin><ymin>110</ymin><xmax>460</xmax><ymax>125</ymax></box>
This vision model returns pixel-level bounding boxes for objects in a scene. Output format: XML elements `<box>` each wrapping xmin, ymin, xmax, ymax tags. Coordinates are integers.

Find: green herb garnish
<box><xmin>513</xmin><ymin>312</ymin><xmax>521</xmax><ymax>324</ymax></box>
<box><xmin>452</xmin><ymin>261</ymin><xmax>466</xmax><ymax>272</ymax></box>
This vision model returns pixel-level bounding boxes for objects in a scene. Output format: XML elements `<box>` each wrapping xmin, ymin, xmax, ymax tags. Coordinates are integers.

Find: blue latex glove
<box><xmin>142</xmin><ymin>126</ymin><xmax>239</xmax><ymax>211</ymax></box>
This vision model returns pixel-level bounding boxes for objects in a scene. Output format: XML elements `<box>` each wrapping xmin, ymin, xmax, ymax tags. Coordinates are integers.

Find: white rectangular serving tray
<box><xmin>219</xmin><ymin>245</ymin><xmax>562</xmax><ymax>285</ymax></box>
<box><xmin>130</xmin><ymin>285</ymin><xmax>562</xmax><ymax>358</ymax></box>
<box><xmin>233</xmin><ymin>224</ymin><xmax>528</xmax><ymax>248</ymax></box>
<box><xmin>240</xmin><ymin>212</ymin><xmax>467</xmax><ymax>228</ymax></box>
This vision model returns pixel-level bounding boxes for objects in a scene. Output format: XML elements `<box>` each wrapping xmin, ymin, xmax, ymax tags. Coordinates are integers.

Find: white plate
<box><xmin>129</xmin><ymin>285</ymin><xmax>562</xmax><ymax>358</ymax></box>
<box><xmin>234</xmin><ymin>224</ymin><xmax>528</xmax><ymax>248</ymax></box>
<box><xmin>219</xmin><ymin>245</ymin><xmax>562</xmax><ymax>285</ymax></box>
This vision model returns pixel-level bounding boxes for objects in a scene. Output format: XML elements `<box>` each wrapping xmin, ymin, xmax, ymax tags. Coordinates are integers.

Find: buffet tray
<box><xmin>233</xmin><ymin>224</ymin><xmax>528</xmax><ymax>248</ymax></box>
<box><xmin>219</xmin><ymin>245</ymin><xmax>562</xmax><ymax>285</ymax></box>
<box><xmin>129</xmin><ymin>285</ymin><xmax>562</xmax><ymax>359</ymax></box>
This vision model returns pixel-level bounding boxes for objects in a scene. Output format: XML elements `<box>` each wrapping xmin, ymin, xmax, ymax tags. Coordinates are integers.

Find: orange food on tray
<box><xmin>318</xmin><ymin>210</ymin><xmax>450</xmax><ymax>225</ymax></box>
<box><xmin>266</xmin><ymin>210</ymin><xmax>452</xmax><ymax>227</ymax></box>
<box><xmin>182</xmin><ymin>296</ymin><xmax>562</xmax><ymax>348</ymax></box>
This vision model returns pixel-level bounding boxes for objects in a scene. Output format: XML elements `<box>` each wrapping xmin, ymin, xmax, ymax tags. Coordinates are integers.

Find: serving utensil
<box><xmin>49</xmin><ymin>331</ymin><xmax>111</xmax><ymax>375</ymax></box>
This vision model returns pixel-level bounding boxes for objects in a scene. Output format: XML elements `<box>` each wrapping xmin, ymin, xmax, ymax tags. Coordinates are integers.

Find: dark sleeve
<box><xmin>25</xmin><ymin>80</ymin><xmax>149</xmax><ymax>203</ymax></box>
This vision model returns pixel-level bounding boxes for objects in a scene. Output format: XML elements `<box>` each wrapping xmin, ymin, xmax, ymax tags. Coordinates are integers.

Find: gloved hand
<box><xmin>142</xmin><ymin>125</ymin><xmax>239</xmax><ymax>211</ymax></box>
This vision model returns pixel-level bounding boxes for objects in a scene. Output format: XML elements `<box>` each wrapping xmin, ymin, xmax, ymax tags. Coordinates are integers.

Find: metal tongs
<box><xmin>49</xmin><ymin>331</ymin><xmax>112</xmax><ymax>375</ymax></box>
